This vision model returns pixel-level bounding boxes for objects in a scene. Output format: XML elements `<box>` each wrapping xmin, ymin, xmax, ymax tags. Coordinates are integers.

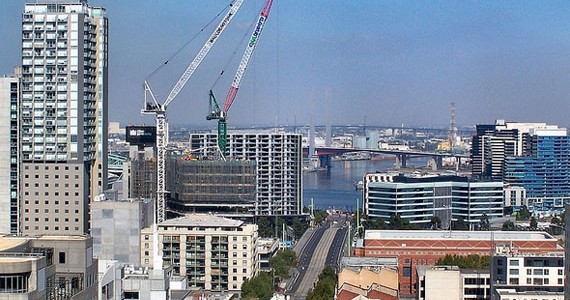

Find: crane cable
<box><xmin>145</xmin><ymin>2</ymin><xmax>234</xmax><ymax>81</ymax></box>
<box><xmin>210</xmin><ymin>20</ymin><xmax>256</xmax><ymax>91</ymax></box>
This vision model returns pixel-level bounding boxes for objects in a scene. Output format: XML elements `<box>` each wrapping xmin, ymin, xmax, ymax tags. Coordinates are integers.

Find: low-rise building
<box><xmin>416</xmin><ymin>266</ymin><xmax>490</xmax><ymax>300</ymax></box>
<box><xmin>140</xmin><ymin>214</ymin><xmax>258</xmax><ymax>292</ymax></box>
<box><xmin>353</xmin><ymin>230</ymin><xmax>562</xmax><ymax>296</ymax></box>
<box><xmin>336</xmin><ymin>268</ymin><xmax>398</xmax><ymax>300</ymax></box>
<box><xmin>0</xmin><ymin>235</ymin><xmax>97</xmax><ymax>299</ymax></box>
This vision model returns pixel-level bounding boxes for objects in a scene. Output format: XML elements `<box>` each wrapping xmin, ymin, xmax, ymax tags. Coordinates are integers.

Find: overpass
<box><xmin>303</xmin><ymin>147</ymin><xmax>469</xmax><ymax>169</ymax></box>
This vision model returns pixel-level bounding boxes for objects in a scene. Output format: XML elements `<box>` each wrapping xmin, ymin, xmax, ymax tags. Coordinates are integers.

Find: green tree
<box><xmin>516</xmin><ymin>206</ymin><xmax>531</xmax><ymax>221</ymax></box>
<box><xmin>502</xmin><ymin>220</ymin><xmax>516</xmax><ymax>231</ymax></box>
<box><xmin>479</xmin><ymin>214</ymin><xmax>490</xmax><ymax>231</ymax></box>
<box><xmin>292</xmin><ymin>218</ymin><xmax>308</xmax><ymax>239</ymax></box>
<box><xmin>313</xmin><ymin>210</ymin><xmax>328</xmax><ymax>225</ymax></box>
<box><xmin>363</xmin><ymin>217</ymin><xmax>387</xmax><ymax>230</ymax></box>
<box><xmin>430</xmin><ymin>216</ymin><xmax>442</xmax><ymax>229</ymax></box>
<box><xmin>269</xmin><ymin>249</ymin><xmax>297</xmax><ymax>279</ymax></box>
<box><xmin>257</xmin><ymin>217</ymin><xmax>273</xmax><ymax>238</ymax></box>
<box><xmin>551</xmin><ymin>216</ymin><xmax>561</xmax><ymax>226</ymax></box>
<box><xmin>530</xmin><ymin>216</ymin><xmax>538</xmax><ymax>229</ymax></box>
<box><xmin>388</xmin><ymin>214</ymin><xmax>420</xmax><ymax>230</ymax></box>
<box><xmin>307</xmin><ymin>266</ymin><xmax>337</xmax><ymax>300</ymax></box>
<box><xmin>437</xmin><ymin>254</ymin><xmax>490</xmax><ymax>269</ymax></box>
<box><xmin>452</xmin><ymin>217</ymin><xmax>469</xmax><ymax>230</ymax></box>
<box><xmin>241</xmin><ymin>272</ymin><xmax>273</xmax><ymax>300</ymax></box>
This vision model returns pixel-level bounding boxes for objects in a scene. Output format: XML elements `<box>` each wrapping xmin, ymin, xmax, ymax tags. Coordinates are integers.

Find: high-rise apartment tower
<box><xmin>20</xmin><ymin>0</ymin><xmax>108</xmax><ymax>235</ymax></box>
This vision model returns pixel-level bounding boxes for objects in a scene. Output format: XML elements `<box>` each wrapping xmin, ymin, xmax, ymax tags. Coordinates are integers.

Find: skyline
<box><xmin>2</xmin><ymin>1</ymin><xmax>570</xmax><ymax>128</ymax></box>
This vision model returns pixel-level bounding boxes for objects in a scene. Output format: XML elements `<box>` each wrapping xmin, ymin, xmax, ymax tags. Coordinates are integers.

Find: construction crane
<box><xmin>207</xmin><ymin>0</ymin><xmax>274</xmax><ymax>158</ymax></box>
<box><xmin>141</xmin><ymin>0</ymin><xmax>244</xmax><ymax>224</ymax></box>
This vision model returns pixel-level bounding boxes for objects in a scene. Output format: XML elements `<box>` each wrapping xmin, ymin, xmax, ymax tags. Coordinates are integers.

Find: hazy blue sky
<box><xmin>1</xmin><ymin>1</ymin><xmax>570</xmax><ymax>128</ymax></box>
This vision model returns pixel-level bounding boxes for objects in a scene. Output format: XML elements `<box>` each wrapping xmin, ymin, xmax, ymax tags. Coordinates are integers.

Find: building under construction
<box><xmin>189</xmin><ymin>131</ymin><xmax>303</xmax><ymax>216</ymax></box>
<box><xmin>167</xmin><ymin>158</ymin><xmax>256</xmax><ymax>215</ymax></box>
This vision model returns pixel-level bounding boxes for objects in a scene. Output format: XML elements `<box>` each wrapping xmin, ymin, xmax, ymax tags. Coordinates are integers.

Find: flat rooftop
<box><xmin>365</xmin><ymin>230</ymin><xmax>554</xmax><ymax>241</ymax></box>
<box><xmin>160</xmin><ymin>214</ymin><xmax>244</xmax><ymax>228</ymax></box>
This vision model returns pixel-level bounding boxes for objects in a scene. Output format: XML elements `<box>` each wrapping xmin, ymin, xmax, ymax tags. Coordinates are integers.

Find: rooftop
<box><xmin>0</xmin><ymin>236</ymin><xmax>28</xmax><ymax>252</ymax></box>
<box><xmin>160</xmin><ymin>214</ymin><xmax>244</xmax><ymax>228</ymax></box>
<box><xmin>364</xmin><ymin>230</ymin><xmax>554</xmax><ymax>241</ymax></box>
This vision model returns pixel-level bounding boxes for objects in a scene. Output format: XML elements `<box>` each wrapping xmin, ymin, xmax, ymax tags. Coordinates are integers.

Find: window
<box><xmin>509</xmin><ymin>260</ymin><xmax>519</xmax><ymax>266</ymax></box>
<box><xmin>544</xmin><ymin>269</ymin><xmax>549</xmax><ymax>275</ymax></box>
<box><xmin>526</xmin><ymin>269</ymin><xmax>532</xmax><ymax>275</ymax></box>
<box><xmin>58</xmin><ymin>252</ymin><xmax>66</xmax><ymax>264</ymax></box>
<box><xmin>558</xmin><ymin>269</ymin><xmax>563</xmax><ymax>275</ymax></box>
<box><xmin>509</xmin><ymin>269</ymin><xmax>519</xmax><ymax>275</ymax></box>
<box><xmin>509</xmin><ymin>278</ymin><xmax>519</xmax><ymax>285</ymax></box>
<box><xmin>526</xmin><ymin>278</ymin><xmax>532</xmax><ymax>284</ymax></box>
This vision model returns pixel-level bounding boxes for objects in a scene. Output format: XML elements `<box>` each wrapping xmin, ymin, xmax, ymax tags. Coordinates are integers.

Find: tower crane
<box><xmin>142</xmin><ymin>0</ymin><xmax>244</xmax><ymax>224</ymax></box>
<box><xmin>207</xmin><ymin>0</ymin><xmax>274</xmax><ymax>158</ymax></box>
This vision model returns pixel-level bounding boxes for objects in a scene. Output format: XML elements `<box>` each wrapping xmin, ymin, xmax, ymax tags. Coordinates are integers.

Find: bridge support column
<box><xmin>436</xmin><ymin>156</ymin><xmax>443</xmax><ymax>169</ymax></box>
<box><xmin>401</xmin><ymin>154</ymin><xmax>408</xmax><ymax>168</ymax></box>
<box><xmin>319</xmin><ymin>155</ymin><xmax>332</xmax><ymax>169</ymax></box>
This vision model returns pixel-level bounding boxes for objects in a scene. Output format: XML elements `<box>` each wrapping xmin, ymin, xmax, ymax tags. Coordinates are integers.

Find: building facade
<box><xmin>472</xmin><ymin>121</ymin><xmax>570</xmax><ymax>213</ymax></box>
<box><xmin>364</xmin><ymin>173</ymin><xmax>504</xmax><ymax>228</ymax></box>
<box><xmin>140</xmin><ymin>214</ymin><xmax>258</xmax><ymax>292</ymax></box>
<box><xmin>0</xmin><ymin>235</ymin><xmax>98</xmax><ymax>299</ymax></box>
<box><xmin>0</xmin><ymin>76</ymin><xmax>20</xmax><ymax>234</ymax></box>
<box><xmin>189</xmin><ymin>132</ymin><xmax>303</xmax><ymax>216</ymax></box>
<box><xmin>353</xmin><ymin>230</ymin><xmax>562</xmax><ymax>296</ymax></box>
<box><xmin>20</xmin><ymin>0</ymin><xmax>108</xmax><ymax>235</ymax></box>
<box><xmin>167</xmin><ymin>159</ymin><xmax>257</xmax><ymax>216</ymax></box>
<box><xmin>91</xmin><ymin>198</ymin><xmax>153</xmax><ymax>265</ymax></box>
<box><xmin>504</xmin><ymin>128</ymin><xmax>570</xmax><ymax>212</ymax></box>
<box><xmin>416</xmin><ymin>266</ymin><xmax>491</xmax><ymax>300</ymax></box>
<box><xmin>491</xmin><ymin>253</ymin><xmax>565</xmax><ymax>295</ymax></box>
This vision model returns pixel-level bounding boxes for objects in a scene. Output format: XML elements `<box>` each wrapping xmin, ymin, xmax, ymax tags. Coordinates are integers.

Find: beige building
<box><xmin>337</xmin><ymin>268</ymin><xmax>399</xmax><ymax>300</ymax></box>
<box><xmin>0</xmin><ymin>235</ymin><xmax>97</xmax><ymax>299</ymax></box>
<box><xmin>141</xmin><ymin>214</ymin><xmax>258</xmax><ymax>292</ymax></box>
<box><xmin>20</xmin><ymin>0</ymin><xmax>108</xmax><ymax>236</ymax></box>
<box><xmin>416</xmin><ymin>266</ymin><xmax>491</xmax><ymax>300</ymax></box>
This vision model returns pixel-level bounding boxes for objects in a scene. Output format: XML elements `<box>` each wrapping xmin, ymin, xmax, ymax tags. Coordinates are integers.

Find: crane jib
<box><xmin>209</xmin><ymin>13</ymin><xmax>233</xmax><ymax>43</ymax></box>
<box><xmin>249</xmin><ymin>16</ymin><xmax>266</xmax><ymax>47</ymax></box>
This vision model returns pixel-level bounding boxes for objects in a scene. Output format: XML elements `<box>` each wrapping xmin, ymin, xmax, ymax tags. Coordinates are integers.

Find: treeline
<box><xmin>306</xmin><ymin>266</ymin><xmax>337</xmax><ymax>300</ymax></box>
<box><xmin>437</xmin><ymin>254</ymin><xmax>490</xmax><ymax>269</ymax></box>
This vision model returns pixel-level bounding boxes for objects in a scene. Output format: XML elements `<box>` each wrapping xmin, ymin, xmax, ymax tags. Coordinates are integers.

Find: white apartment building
<box><xmin>20</xmin><ymin>0</ymin><xmax>108</xmax><ymax>235</ymax></box>
<box><xmin>140</xmin><ymin>214</ymin><xmax>258</xmax><ymax>292</ymax></box>
<box><xmin>0</xmin><ymin>76</ymin><xmax>20</xmax><ymax>234</ymax></box>
<box><xmin>189</xmin><ymin>132</ymin><xmax>303</xmax><ymax>215</ymax></box>
<box><xmin>491</xmin><ymin>253</ymin><xmax>565</xmax><ymax>295</ymax></box>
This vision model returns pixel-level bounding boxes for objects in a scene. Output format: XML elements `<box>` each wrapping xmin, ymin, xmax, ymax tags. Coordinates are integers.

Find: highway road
<box><xmin>287</xmin><ymin>220</ymin><xmax>349</xmax><ymax>299</ymax></box>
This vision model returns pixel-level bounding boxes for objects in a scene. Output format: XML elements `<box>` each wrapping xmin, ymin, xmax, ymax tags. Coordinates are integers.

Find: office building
<box><xmin>471</xmin><ymin>121</ymin><xmax>570</xmax><ymax>212</ymax></box>
<box><xmin>20</xmin><ymin>0</ymin><xmax>108</xmax><ymax>235</ymax></box>
<box><xmin>364</xmin><ymin>173</ymin><xmax>504</xmax><ymax>228</ymax></box>
<box><xmin>352</xmin><ymin>230</ymin><xmax>562</xmax><ymax>296</ymax></box>
<box><xmin>504</xmin><ymin>128</ymin><xmax>570</xmax><ymax>212</ymax></box>
<box><xmin>91</xmin><ymin>197</ymin><xmax>153</xmax><ymax>265</ymax></box>
<box><xmin>564</xmin><ymin>204</ymin><xmax>570</xmax><ymax>299</ymax></box>
<box><xmin>140</xmin><ymin>214</ymin><xmax>258</xmax><ymax>292</ymax></box>
<box><xmin>189</xmin><ymin>132</ymin><xmax>303</xmax><ymax>216</ymax></box>
<box><xmin>0</xmin><ymin>75</ymin><xmax>20</xmax><ymax>234</ymax></box>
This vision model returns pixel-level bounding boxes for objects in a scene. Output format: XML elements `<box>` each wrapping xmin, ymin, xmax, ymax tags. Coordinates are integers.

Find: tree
<box><xmin>257</xmin><ymin>217</ymin><xmax>273</xmax><ymax>238</ymax></box>
<box><xmin>452</xmin><ymin>217</ymin><xmax>469</xmax><ymax>230</ymax></box>
<box><xmin>437</xmin><ymin>254</ymin><xmax>490</xmax><ymax>269</ymax></box>
<box><xmin>430</xmin><ymin>216</ymin><xmax>442</xmax><ymax>229</ymax></box>
<box><xmin>363</xmin><ymin>217</ymin><xmax>387</xmax><ymax>230</ymax></box>
<box><xmin>307</xmin><ymin>266</ymin><xmax>337</xmax><ymax>300</ymax></box>
<box><xmin>502</xmin><ymin>220</ymin><xmax>516</xmax><ymax>231</ymax></box>
<box><xmin>241</xmin><ymin>272</ymin><xmax>273</xmax><ymax>300</ymax></box>
<box><xmin>517</xmin><ymin>206</ymin><xmax>531</xmax><ymax>221</ymax></box>
<box><xmin>479</xmin><ymin>214</ymin><xmax>490</xmax><ymax>231</ymax></box>
<box><xmin>292</xmin><ymin>218</ymin><xmax>308</xmax><ymax>239</ymax></box>
<box><xmin>530</xmin><ymin>216</ymin><xmax>538</xmax><ymax>229</ymax></box>
<box><xmin>388</xmin><ymin>214</ymin><xmax>420</xmax><ymax>230</ymax></box>
<box><xmin>269</xmin><ymin>249</ymin><xmax>297</xmax><ymax>279</ymax></box>
<box><xmin>550</xmin><ymin>216</ymin><xmax>562</xmax><ymax>226</ymax></box>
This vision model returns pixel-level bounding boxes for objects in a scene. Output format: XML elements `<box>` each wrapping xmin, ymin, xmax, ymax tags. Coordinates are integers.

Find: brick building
<box><xmin>352</xmin><ymin>230</ymin><xmax>562</xmax><ymax>296</ymax></box>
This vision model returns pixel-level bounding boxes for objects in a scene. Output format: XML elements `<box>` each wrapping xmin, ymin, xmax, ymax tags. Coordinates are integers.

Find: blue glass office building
<box><xmin>504</xmin><ymin>129</ymin><xmax>570</xmax><ymax>212</ymax></box>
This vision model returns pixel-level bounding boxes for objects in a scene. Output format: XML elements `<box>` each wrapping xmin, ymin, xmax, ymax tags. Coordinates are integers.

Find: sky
<box><xmin>1</xmin><ymin>1</ymin><xmax>570</xmax><ymax>129</ymax></box>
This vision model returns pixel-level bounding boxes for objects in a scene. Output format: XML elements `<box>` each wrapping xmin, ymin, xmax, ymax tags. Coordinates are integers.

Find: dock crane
<box><xmin>207</xmin><ymin>0</ymin><xmax>274</xmax><ymax>158</ymax></box>
<box><xmin>141</xmin><ymin>0</ymin><xmax>244</xmax><ymax>224</ymax></box>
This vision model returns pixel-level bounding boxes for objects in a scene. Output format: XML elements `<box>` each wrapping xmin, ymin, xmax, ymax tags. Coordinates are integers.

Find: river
<box><xmin>302</xmin><ymin>157</ymin><xmax>428</xmax><ymax>211</ymax></box>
